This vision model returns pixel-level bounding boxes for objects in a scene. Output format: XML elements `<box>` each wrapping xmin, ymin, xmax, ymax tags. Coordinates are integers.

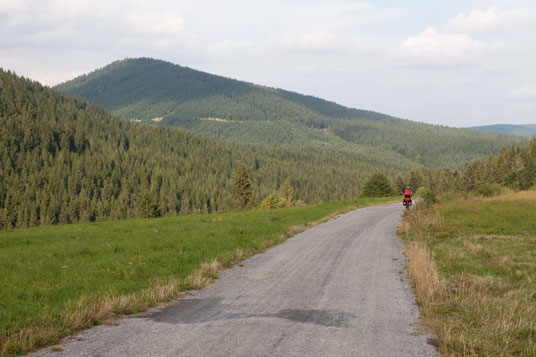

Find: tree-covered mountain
<box><xmin>0</xmin><ymin>69</ymin><xmax>413</xmax><ymax>229</ymax></box>
<box><xmin>470</xmin><ymin>124</ymin><xmax>536</xmax><ymax>137</ymax></box>
<box><xmin>55</xmin><ymin>57</ymin><xmax>526</xmax><ymax>169</ymax></box>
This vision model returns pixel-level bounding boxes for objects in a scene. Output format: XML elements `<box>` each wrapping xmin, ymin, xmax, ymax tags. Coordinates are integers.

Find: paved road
<box><xmin>36</xmin><ymin>203</ymin><xmax>437</xmax><ymax>357</ymax></box>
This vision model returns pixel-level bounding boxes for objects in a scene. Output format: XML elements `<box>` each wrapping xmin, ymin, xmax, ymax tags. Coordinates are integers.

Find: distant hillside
<box><xmin>0</xmin><ymin>69</ymin><xmax>411</xmax><ymax>229</ymax></box>
<box><xmin>470</xmin><ymin>124</ymin><xmax>536</xmax><ymax>137</ymax></box>
<box><xmin>55</xmin><ymin>58</ymin><xmax>526</xmax><ymax>169</ymax></box>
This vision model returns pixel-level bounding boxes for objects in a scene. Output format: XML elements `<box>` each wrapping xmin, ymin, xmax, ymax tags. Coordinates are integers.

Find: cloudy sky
<box><xmin>1</xmin><ymin>0</ymin><xmax>535</xmax><ymax>127</ymax></box>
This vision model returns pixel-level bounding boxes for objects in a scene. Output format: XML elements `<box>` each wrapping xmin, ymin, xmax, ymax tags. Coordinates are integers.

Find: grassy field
<box><xmin>0</xmin><ymin>197</ymin><xmax>395</xmax><ymax>355</ymax></box>
<box><xmin>400</xmin><ymin>192</ymin><xmax>536</xmax><ymax>356</ymax></box>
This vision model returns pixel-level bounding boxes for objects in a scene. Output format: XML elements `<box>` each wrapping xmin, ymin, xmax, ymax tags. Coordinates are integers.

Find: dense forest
<box><xmin>55</xmin><ymin>58</ymin><xmax>525</xmax><ymax>169</ymax></box>
<box><xmin>470</xmin><ymin>124</ymin><xmax>536</xmax><ymax>137</ymax></box>
<box><xmin>0</xmin><ymin>69</ymin><xmax>413</xmax><ymax>229</ymax></box>
<box><xmin>393</xmin><ymin>137</ymin><xmax>536</xmax><ymax>195</ymax></box>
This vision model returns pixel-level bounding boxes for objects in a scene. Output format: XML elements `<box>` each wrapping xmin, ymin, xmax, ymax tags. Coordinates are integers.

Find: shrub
<box><xmin>416</xmin><ymin>187</ymin><xmax>437</xmax><ymax>204</ymax></box>
<box><xmin>261</xmin><ymin>192</ymin><xmax>288</xmax><ymax>209</ymax></box>
<box><xmin>361</xmin><ymin>173</ymin><xmax>395</xmax><ymax>197</ymax></box>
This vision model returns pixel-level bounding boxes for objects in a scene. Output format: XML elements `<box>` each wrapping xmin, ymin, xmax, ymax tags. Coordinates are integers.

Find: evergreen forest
<box><xmin>55</xmin><ymin>58</ymin><xmax>525</xmax><ymax>169</ymax></box>
<box><xmin>0</xmin><ymin>69</ymin><xmax>410</xmax><ymax>229</ymax></box>
<box><xmin>393</xmin><ymin>137</ymin><xmax>536</xmax><ymax>195</ymax></box>
<box><xmin>470</xmin><ymin>124</ymin><xmax>536</xmax><ymax>137</ymax></box>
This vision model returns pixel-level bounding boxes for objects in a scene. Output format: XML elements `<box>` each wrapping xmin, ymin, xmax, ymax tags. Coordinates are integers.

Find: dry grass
<box><xmin>463</xmin><ymin>240</ymin><xmax>484</xmax><ymax>254</ymax></box>
<box><xmin>437</xmin><ymin>275</ymin><xmax>536</xmax><ymax>356</ymax></box>
<box><xmin>405</xmin><ymin>241</ymin><xmax>445</xmax><ymax>310</ymax></box>
<box><xmin>472</xmin><ymin>234</ymin><xmax>521</xmax><ymax>242</ymax></box>
<box><xmin>398</xmin><ymin>203</ymin><xmax>444</xmax><ymax>241</ymax></box>
<box><xmin>405</xmin><ymin>238</ymin><xmax>536</xmax><ymax>355</ymax></box>
<box><xmin>185</xmin><ymin>259</ymin><xmax>223</xmax><ymax>289</ymax></box>
<box><xmin>233</xmin><ymin>249</ymin><xmax>245</xmax><ymax>261</ymax></box>
<box><xmin>481</xmin><ymin>190</ymin><xmax>535</xmax><ymax>202</ymax></box>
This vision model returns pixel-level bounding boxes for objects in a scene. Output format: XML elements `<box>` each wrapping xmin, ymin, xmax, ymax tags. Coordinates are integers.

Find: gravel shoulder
<box><xmin>35</xmin><ymin>203</ymin><xmax>437</xmax><ymax>357</ymax></box>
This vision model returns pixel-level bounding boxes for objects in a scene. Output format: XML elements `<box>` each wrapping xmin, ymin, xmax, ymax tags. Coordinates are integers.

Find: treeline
<box><xmin>0</xmin><ymin>69</ymin><xmax>407</xmax><ymax>230</ymax></box>
<box><xmin>393</xmin><ymin>137</ymin><xmax>536</xmax><ymax>194</ymax></box>
<box><xmin>55</xmin><ymin>58</ymin><xmax>525</xmax><ymax>170</ymax></box>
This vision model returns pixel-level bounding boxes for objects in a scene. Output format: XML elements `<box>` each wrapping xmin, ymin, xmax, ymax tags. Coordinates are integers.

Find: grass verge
<box><xmin>0</xmin><ymin>196</ymin><xmax>396</xmax><ymax>355</ymax></box>
<box><xmin>399</xmin><ymin>192</ymin><xmax>536</xmax><ymax>356</ymax></box>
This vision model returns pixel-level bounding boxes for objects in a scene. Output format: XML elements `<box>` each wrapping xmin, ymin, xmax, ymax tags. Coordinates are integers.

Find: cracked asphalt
<box><xmin>35</xmin><ymin>203</ymin><xmax>437</xmax><ymax>357</ymax></box>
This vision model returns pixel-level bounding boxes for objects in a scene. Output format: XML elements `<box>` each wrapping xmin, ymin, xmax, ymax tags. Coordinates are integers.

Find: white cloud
<box><xmin>125</xmin><ymin>11</ymin><xmax>185</xmax><ymax>38</ymax></box>
<box><xmin>296</xmin><ymin>63</ymin><xmax>319</xmax><ymax>74</ymax></box>
<box><xmin>510</xmin><ymin>85</ymin><xmax>536</xmax><ymax>98</ymax></box>
<box><xmin>281</xmin><ymin>31</ymin><xmax>339</xmax><ymax>54</ymax></box>
<box><xmin>339</xmin><ymin>2</ymin><xmax>373</xmax><ymax>14</ymax></box>
<box><xmin>0</xmin><ymin>0</ymin><xmax>187</xmax><ymax>49</ymax></box>
<box><xmin>212</xmin><ymin>39</ymin><xmax>252</xmax><ymax>51</ymax></box>
<box><xmin>348</xmin><ymin>35</ymin><xmax>375</xmax><ymax>55</ymax></box>
<box><xmin>278</xmin><ymin>31</ymin><xmax>374</xmax><ymax>56</ymax></box>
<box><xmin>461</xmin><ymin>62</ymin><xmax>505</xmax><ymax>74</ymax></box>
<box><xmin>446</xmin><ymin>6</ymin><xmax>532</xmax><ymax>33</ymax></box>
<box><xmin>44</xmin><ymin>0</ymin><xmax>97</xmax><ymax>20</ymax></box>
<box><xmin>0</xmin><ymin>0</ymin><xmax>30</xmax><ymax>12</ymax></box>
<box><xmin>203</xmin><ymin>39</ymin><xmax>255</xmax><ymax>61</ymax></box>
<box><xmin>29</xmin><ymin>70</ymin><xmax>87</xmax><ymax>87</ymax></box>
<box><xmin>397</xmin><ymin>27</ymin><xmax>486</xmax><ymax>66</ymax></box>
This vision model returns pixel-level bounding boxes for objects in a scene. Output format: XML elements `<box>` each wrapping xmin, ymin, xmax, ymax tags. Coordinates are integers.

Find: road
<box><xmin>35</xmin><ymin>203</ymin><xmax>437</xmax><ymax>357</ymax></box>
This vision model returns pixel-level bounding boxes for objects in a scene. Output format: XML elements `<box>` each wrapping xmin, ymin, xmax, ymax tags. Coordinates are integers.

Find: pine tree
<box><xmin>461</xmin><ymin>162</ymin><xmax>477</xmax><ymax>191</ymax></box>
<box><xmin>484</xmin><ymin>154</ymin><xmax>499</xmax><ymax>184</ymax></box>
<box><xmin>138</xmin><ymin>191</ymin><xmax>161</xmax><ymax>218</ymax></box>
<box><xmin>407</xmin><ymin>169</ymin><xmax>423</xmax><ymax>191</ymax></box>
<box><xmin>393</xmin><ymin>174</ymin><xmax>405</xmax><ymax>194</ymax></box>
<box><xmin>232</xmin><ymin>164</ymin><xmax>252</xmax><ymax>209</ymax></box>
<box><xmin>279</xmin><ymin>178</ymin><xmax>294</xmax><ymax>203</ymax></box>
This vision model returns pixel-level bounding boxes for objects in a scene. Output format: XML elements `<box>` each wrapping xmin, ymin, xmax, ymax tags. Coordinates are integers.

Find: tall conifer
<box><xmin>279</xmin><ymin>178</ymin><xmax>294</xmax><ymax>203</ymax></box>
<box><xmin>233</xmin><ymin>164</ymin><xmax>252</xmax><ymax>209</ymax></box>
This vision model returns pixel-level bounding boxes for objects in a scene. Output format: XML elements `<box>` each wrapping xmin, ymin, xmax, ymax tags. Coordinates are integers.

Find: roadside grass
<box><xmin>0</xmin><ymin>196</ymin><xmax>396</xmax><ymax>355</ymax></box>
<box><xmin>400</xmin><ymin>192</ymin><xmax>536</xmax><ymax>356</ymax></box>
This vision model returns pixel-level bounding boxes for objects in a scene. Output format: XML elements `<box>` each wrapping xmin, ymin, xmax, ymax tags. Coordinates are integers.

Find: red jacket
<box><xmin>404</xmin><ymin>188</ymin><xmax>412</xmax><ymax>196</ymax></box>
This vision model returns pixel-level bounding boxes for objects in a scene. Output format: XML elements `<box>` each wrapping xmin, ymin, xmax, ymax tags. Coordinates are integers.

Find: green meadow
<box><xmin>401</xmin><ymin>192</ymin><xmax>536</xmax><ymax>356</ymax></box>
<box><xmin>0</xmin><ymin>197</ymin><xmax>395</xmax><ymax>354</ymax></box>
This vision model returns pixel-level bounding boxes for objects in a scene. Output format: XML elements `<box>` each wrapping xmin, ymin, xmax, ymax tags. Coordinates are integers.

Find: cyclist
<box><xmin>403</xmin><ymin>186</ymin><xmax>412</xmax><ymax>207</ymax></box>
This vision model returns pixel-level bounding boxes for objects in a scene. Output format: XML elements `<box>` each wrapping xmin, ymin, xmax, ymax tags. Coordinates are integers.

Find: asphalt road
<box><xmin>35</xmin><ymin>203</ymin><xmax>437</xmax><ymax>357</ymax></box>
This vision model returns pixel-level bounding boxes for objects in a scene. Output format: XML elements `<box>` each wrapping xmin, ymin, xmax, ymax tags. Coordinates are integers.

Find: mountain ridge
<box><xmin>470</xmin><ymin>124</ymin><xmax>536</xmax><ymax>137</ymax></box>
<box><xmin>55</xmin><ymin>57</ymin><xmax>526</xmax><ymax>169</ymax></box>
<box><xmin>55</xmin><ymin>57</ymin><xmax>388</xmax><ymax>121</ymax></box>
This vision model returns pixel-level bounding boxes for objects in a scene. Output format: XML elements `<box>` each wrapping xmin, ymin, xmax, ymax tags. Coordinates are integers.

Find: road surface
<box><xmin>36</xmin><ymin>203</ymin><xmax>437</xmax><ymax>356</ymax></box>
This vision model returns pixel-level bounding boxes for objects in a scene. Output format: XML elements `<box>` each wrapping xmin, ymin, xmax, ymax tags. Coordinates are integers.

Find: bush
<box><xmin>361</xmin><ymin>173</ymin><xmax>395</xmax><ymax>197</ymax></box>
<box><xmin>261</xmin><ymin>192</ymin><xmax>288</xmax><ymax>209</ymax></box>
<box><xmin>415</xmin><ymin>187</ymin><xmax>436</xmax><ymax>204</ymax></box>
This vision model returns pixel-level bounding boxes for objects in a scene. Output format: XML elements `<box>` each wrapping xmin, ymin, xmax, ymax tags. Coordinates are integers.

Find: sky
<box><xmin>1</xmin><ymin>0</ymin><xmax>535</xmax><ymax>127</ymax></box>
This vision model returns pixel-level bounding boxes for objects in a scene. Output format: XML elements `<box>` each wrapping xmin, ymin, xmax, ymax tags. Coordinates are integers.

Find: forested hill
<box><xmin>0</xmin><ymin>69</ymin><xmax>411</xmax><ymax>229</ymax></box>
<box><xmin>55</xmin><ymin>57</ymin><xmax>525</xmax><ymax>169</ymax></box>
<box><xmin>470</xmin><ymin>124</ymin><xmax>536</xmax><ymax>137</ymax></box>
